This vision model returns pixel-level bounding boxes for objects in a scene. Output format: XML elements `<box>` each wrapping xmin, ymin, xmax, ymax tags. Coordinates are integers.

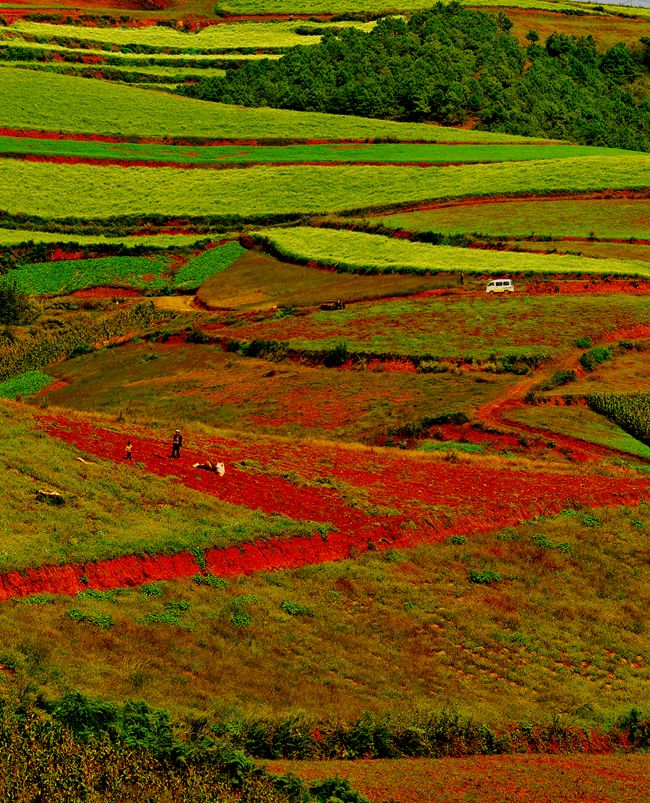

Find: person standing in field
<box><xmin>125</xmin><ymin>441</ymin><xmax>132</xmax><ymax>461</ymax></box>
<box><xmin>171</xmin><ymin>429</ymin><xmax>183</xmax><ymax>459</ymax></box>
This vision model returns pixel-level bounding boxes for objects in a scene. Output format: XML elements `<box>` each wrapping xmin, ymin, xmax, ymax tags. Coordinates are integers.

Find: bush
<box><xmin>580</xmin><ymin>347</ymin><xmax>612</xmax><ymax>371</ymax></box>
<box><xmin>469</xmin><ymin>568</ymin><xmax>501</xmax><ymax>585</ymax></box>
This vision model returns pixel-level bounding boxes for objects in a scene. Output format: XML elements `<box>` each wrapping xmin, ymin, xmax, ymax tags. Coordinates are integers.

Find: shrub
<box><xmin>469</xmin><ymin>568</ymin><xmax>501</xmax><ymax>585</ymax></box>
<box><xmin>580</xmin><ymin>346</ymin><xmax>613</xmax><ymax>371</ymax></box>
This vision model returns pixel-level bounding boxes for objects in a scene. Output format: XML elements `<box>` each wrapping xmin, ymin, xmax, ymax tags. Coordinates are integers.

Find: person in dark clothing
<box><xmin>171</xmin><ymin>429</ymin><xmax>182</xmax><ymax>458</ymax></box>
<box><xmin>125</xmin><ymin>441</ymin><xmax>132</xmax><ymax>460</ymax></box>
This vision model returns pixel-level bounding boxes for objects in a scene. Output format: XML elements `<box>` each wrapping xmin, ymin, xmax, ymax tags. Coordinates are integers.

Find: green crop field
<box><xmin>1</xmin><ymin>20</ymin><xmax>377</xmax><ymax>51</ymax></box>
<box><xmin>361</xmin><ymin>197</ymin><xmax>650</xmax><ymax>241</ymax></box>
<box><xmin>2</xmin><ymin>157</ymin><xmax>650</xmax><ymax>222</ymax></box>
<box><xmin>0</xmin><ymin>228</ymin><xmax>210</xmax><ymax>247</ymax></box>
<box><xmin>0</xmin><ymin>67</ymin><xmax>542</xmax><ymax>141</ymax></box>
<box><xmin>10</xmin><ymin>242</ymin><xmax>244</xmax><ymax>295</ymax></box>
<box><xmin>0</xmin><ymin>136</ymin><xmax>636</xmax><ymax>166</ymax></box>
<box><xmin>254</xmin><ymin>228</ymin><xmax>650</xmax><ymax>277</ymax></box>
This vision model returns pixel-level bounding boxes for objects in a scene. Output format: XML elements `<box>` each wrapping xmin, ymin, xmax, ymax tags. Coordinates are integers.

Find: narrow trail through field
<box><xmin>0</xmin><ymin>414</ymin><xmax>647</xmax><ymax>601</ymax></box>
<box><xmin>473</xmin><ymin>332</ymin><xmax>650</xmax><ymax>461</ymax></box>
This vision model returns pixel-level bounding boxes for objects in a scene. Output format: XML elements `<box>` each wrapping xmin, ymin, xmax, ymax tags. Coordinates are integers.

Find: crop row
<box><xmin>253</xmin><ymin>227</ymin><xmax>650</xmax><ymax>278</ymax></box>
<box><xmin>0</xmin><ymin>135</ymin><xmax>633</xmax><ymax>166</ymax></box>
<box><xmin>588</xmin><ymin>392</ymin><xmax>650</xmax><ymax>444</ymax></box>
<box><xmin>0</xmin><ymin>67</ymin><xmax>535</xmax><ymax>142</ymax></box>
<box><xmin>2</xmin><ymin>157</ymin><xmax>650</xmax><ymax>221</ymax></box>
<box><xmin>0</xmin><ymin>38</ymin><xmax>273</xmax><ymax>65</ymax></box>
<box><xmin>10</xmin><ymin>242</ymin><xmax>245</xmax><ymax>295</ymax></box>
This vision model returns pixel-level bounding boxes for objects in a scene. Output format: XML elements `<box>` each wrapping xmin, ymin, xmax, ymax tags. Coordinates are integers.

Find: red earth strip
<box><xmin>0</xmin><ymin>415</ymin><xmax>643</xmax><ymax>601</ymax></box>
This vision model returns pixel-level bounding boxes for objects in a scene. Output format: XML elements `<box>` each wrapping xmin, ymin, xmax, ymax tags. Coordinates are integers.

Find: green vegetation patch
<box><xmin>508</xmin><ymin>404</ymin><xmax>650</xmax><ymax>461</ymax></box>
<box><xmin>588</xmin><ymin>392</ymin><xmax>650</xmax><ymax>446</ymax></box>
<box><xmin>0</xmin><ymin>67</ymin><xmax>542</xmax><ymax>142</ymax></box>
<box><xmin>174</xmin><ymin>241</ymin><xmax>246</xmax><ymax>289</ymax></box>
<box><xmin>10</xmin><ymin>242</ymin><xmax>244</xmax><ymax>295</ymax></box>
<box><xmin>255</xmin><ymin>227</ymin><xmax>650</xmax><ymax>278</ymax></box>
<box><xmin>225</xmin><ymin>294</ymin><xmax>650</xmax><ymax>361</ymax></box>
<box><xmin>0</xmin><ymin>135</ymin><xmax>634</xmax><ymax>166</ymax></box>
<box><xmin>0</xmin><ymin>369</ymin><xmax>53</xmax><ymax>398</ymax></box>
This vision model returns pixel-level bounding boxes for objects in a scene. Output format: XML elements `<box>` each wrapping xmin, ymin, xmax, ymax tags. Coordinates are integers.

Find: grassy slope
<box><xmin>0</xmin><ymin>403</ymin><xmax>316</xmax><ymax>571</ymax></box>
<box><xmin>0</xmin><ymin>67</ymin><xmax>537</xmax><ymax>142</ymax></box>
<box><xmin>266</xmin><ymin>755</ymin><xmax>650</xmax><ymax>803</ymax></box>
<box><xmin>0</xmin><ymin>503</ymin><xmax>647</xmax><ymax>722</ymax></box>
<box><xmin>35</xmin><ymin>341</ymin><xmax>512</xmax><ymax>441</ymax></box>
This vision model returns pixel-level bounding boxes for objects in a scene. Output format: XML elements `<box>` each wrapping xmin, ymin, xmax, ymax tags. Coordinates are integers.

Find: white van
<box><xmin>486</xmin><ymin>279</ymin><xmax>514</xmax><ymax>294</ymax></box>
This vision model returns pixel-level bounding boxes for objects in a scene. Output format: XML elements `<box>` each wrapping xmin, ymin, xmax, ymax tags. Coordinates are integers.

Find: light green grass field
<box><xmin>255</xmin><ymin>228</ymin><xmax>650</xmax><ymax>278</ymax></box>
<box><xmin>0</xmin><ymin>67</ymin><xmax>545</xmax><ymax>142</ymax></box>
<box><xmin>3</xmin><ymin>157</ymin><xmax>650</xmax><ymax>222</ymax></box>
<box><xmin>0</xmin><ymin>136</ymin><xmax>636</xmax><ymax>165</ymax></box>
<box><xmin>362</xmin><ymin>198</ymin><xmax>650</xmax><ymax>241</ymax></box>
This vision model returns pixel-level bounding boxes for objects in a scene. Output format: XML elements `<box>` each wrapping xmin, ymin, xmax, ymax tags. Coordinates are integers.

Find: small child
<box><xmin>125</xmin><ymin>441</ymin><xmax>133</xmax><ymax>460</ymax></box>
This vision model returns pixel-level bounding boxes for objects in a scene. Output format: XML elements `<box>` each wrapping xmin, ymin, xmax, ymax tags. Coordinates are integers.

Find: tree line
<box><xmin>179</xmin><ymin>3</ymin><xmax>650</xmax><ymax>151</ymax></box>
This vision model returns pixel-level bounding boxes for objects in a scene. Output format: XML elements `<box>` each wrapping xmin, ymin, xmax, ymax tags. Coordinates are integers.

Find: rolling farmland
<box><xmin>0</xmin><ymin>3</ymin><xmax>649</xmax><ymax>801</ymax></box>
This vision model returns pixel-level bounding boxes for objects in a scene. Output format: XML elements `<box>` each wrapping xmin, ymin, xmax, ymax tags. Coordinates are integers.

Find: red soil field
<box><xmin>1</xmin><ymin>414</ymin><xmax>645</xmax><ymax>601</ymax></box>
<box><xmin>266</xmin><ymin>753</ymin><xmax>650</xmax><ymax>803</ymax></box>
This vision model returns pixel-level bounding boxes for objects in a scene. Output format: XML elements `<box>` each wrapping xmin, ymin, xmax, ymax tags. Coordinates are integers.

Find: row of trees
<box><xmin>180</xmin><ymin>3</ymin><xmax>650</xmax><ymax>150</ymax></box>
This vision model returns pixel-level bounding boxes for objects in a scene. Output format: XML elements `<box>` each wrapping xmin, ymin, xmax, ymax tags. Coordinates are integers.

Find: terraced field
<box><xmin>1</xmin><ymin>4</ymin><xmax>649</xmax><ymax>801</ymax></box>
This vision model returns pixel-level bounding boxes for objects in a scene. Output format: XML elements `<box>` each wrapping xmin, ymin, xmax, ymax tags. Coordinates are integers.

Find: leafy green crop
<box><xmin>0</xmin><ymin>369</ymin><xmax>53</xmax><ymax>398</ymax></box>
